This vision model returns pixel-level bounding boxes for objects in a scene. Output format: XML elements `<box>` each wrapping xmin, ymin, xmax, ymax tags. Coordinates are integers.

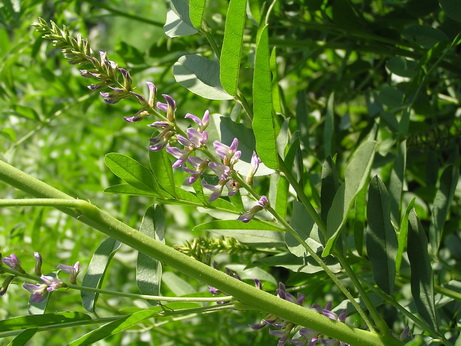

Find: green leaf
<box><xmin>149</xmin><ymin>150</ymin><xmax>176</xmax><ymax>197</ymax></box>
<box><xmin>439</xmin><ymin>0</ymin><xmax>461</xmax><ymax>23</ymax></box>
<box><xmin>366</xmin><ymin>176</ymin><xmax>398</xmax><ymax>294</ymax></box>
<box><xmin>226</xmin><ymin>265</ymin><xmax>276</xmax><ymax>285</ymax></box>
<box><xmin>429</xmin><ymin>164</ymin><xmax>459</xmax><ymax>254</ymax></box>
<box><xmin>323</xmin><ymin>141</ymin><xmax>377</xmax><ymax>256</ymax></box>
<box><xmin>320</xmin><ymin>156</ymin><xmax>340</xmax><ymax>224</ymax></box>
<box><xmin>8</xmin><ymin>328</ymin><xmax>37</xmax><ymax>345</ymax></box>
<box><xmin>0</xmin><ymin>312</ymin><xmax>91</xmax><ymax>332</ymax></box>
<box><xmin>257</xmin><ymin>253</ymin><xmax>341</xmax><ymax>274</ymax></box>
<box><xmin>389</xmin><ymin>140</ymin><xmax>407</xmax><ymax>226</ymax></box>
<box><xmin>162</xmin><ymin>272</ymin><xmax>196</xmax><ymax>296</ymax></box>
<box><xmin>81</xmin><ymin>237</ymin><xmax>121</xmax><ymax>313</ymax></box>
<box><xmin>189</xmin><ymin>0</ymin><xmax>206</xmax><ymax>28</ymax></box>
<box><xmin>408</xmin><ymin>210</ymin><xmax>438</xmax><ymax>330</ymax></box>
<box><xmin>105</xmin><ymin>153</ymin><xmax>160</xmax><ymax>194</ymax></box>
<box><xmin>269</xmin><ymin>173</ymin><xmax>289</xmax><ymax>219</ymax></box>
<box><xmin>324</xmin><ymin>93</ymin><xmax>335</xmax><ymax>157</ymax></box>
<box><xmin>396</xmin><ymin>198</ymin><xmax>416</xmax><ymax>274</ymax></box>
<box><xmin>386</xmin><ymin>57</ymin><xmax>417</xmax><ymax>78</ymax></box>
<box><xmin>137</xmin><ymin>205</ymin><xmax>165</xmax><ymax>305</ymax></box>
<box><xmin>253</xmin><ymin>24</ymin><xmax>278</xmax><ymax>169</ymax></box>
<box><xmin>104</xmin><ymin>183</ymin><xmax>159</xmax><ymax>197</ymax></box>
<box><xmin>403</xmin><ymin>24</ymin><xmax>449</xmax><ymax>49</ymax></box>
<box><xmin>173</xmin><ymin>55</ymin><xmax>233</xmax><ymax>100</ymax></box>
<box><xmin>220</xmin><ymin>0</ymin><xmax>247</xmax><ymax>96</ymax></box>
<box><xmin>286</xmin><ymin>202</ymin><xmax>320</xmax><ymax>257</ymax></box>
<box><xmin>164</xmin><ymin>0</ymin><xmax>198</xmax><ymax>38</ymax></box>
<box><xmin>69</xmin><ymin>309</ymin><xmax>161</xmax><ymax>346</ymax></box>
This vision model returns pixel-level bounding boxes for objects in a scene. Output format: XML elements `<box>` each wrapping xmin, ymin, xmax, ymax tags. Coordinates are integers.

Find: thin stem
<box><xmin>277</xmin><ymin>156</ymin><xmax>326</xmax><ymax>235</ymax></box>
<box><xmin>1</xmin><ymin>267</ymin><xmax>232</xmax><ymax>303</ymax></box>
<box><xmin>231</xmin><ymin>173</ymin><xmax>377</xmax><ymax>332</ymax></box>
<box><xmin>0</xmin><ymin>159</ymin><xmax>401</xmax><ymax>346</ymax></box>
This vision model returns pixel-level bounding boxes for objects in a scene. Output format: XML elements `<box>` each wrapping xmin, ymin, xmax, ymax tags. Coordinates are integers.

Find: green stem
<box><xmin>1</xmin><ymin>266</ymin><xmax>232</xmax><ymax>303</ymax></box>
<box><xmin>0</xmin><ymin>159</ymin><xmax>401</xmax><ymax>346</ymax></box>
<box><xmin>277</xmin><ymin>156</ymin><xmax>327</xmax><ymax>235</ymax></box>
<box><xmin>231</xmin><ymin>173</ymin><xmax>377</xmax><ymax>332</ymax></box>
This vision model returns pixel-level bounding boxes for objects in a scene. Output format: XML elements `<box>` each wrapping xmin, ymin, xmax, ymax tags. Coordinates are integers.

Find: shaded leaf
<box><xmin>173</xmin><ymin>55</ymin><xmax>233</xmax><ymax>100</ymax></box>
<box><xmin>321</xmin><ymin>156</ymin><xmax>340</xmax><ymax>224</ymax></box>
<box><xmin>8</xmin><ymin>328</ymin><xmax>37</xmax><ymax>345</ymax></box>
<box><xmin>257</xmin><ymin>253</ymin><xmax>341</xmax><ymax>274</ymax></box>
<box><xmin>81</xmin><ymin>237</ymin><xmax>121</xmax><ymax>313</ymax></box>
<box><xmin>429</xmin><ymin>164</ymin><xmax>459</xmax><ymax>254</ymax></box>
<box><xmin>220</xmin><ymin>0</ymin><xmax>247</xmax><ymax>96</ymax></box>
<box><xmin>286</xmin><ymin>201</ymin><xmax>320</xmax><ymax>257</ymax></box>
<box><xmin>366</xmin><ymin>176</ymin><xmax>397</xmax><ymax>294</ymax></box>
<box><xmin>396</xmin><ymin>198</ymin><xmax>416</xmax><ymax>273</ymax></box>
<box><xmin>137</xmin><ymin>205</ymin><xmax>165</xmax><ymax>305</ymax></box>
<box><xmin>389</xmin><ymin>140</ymin><xmax>407</xmax><ymax>226</ymax></box>
<box><xmin>408</xmin><ymin>211</ymin><xmax>438</xmax><ymax>330</ymax></box>
<box><xmin>439</xmin><ymin>0</ymin><xmax>461</xmax><ymax>23</ymax></box>
<box><xmin>253</xmin><ymin>24</ymin><xmax>278</xmax><ymax>169</ymax></box>
<box><xmin>164</xmin><ymin>0</ymin><xmax>198</xmax><ymax>37</ymax></box>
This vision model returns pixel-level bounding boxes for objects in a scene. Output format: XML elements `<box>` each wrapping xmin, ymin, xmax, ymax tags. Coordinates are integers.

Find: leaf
<box><xmin>366</xmin><ymin>176</ymin><xmax>398</xmax><ymax>294</ymax></box>
<box><xmin>408</xmin><ymin>210</ymin><xmax>438</xmax><ymax>330</ymax></box>
<box><xmin>396</xmin><ymin>198</ymin><xmax>416</xmax><ymax>274</ymax></box>
<box><xmin>189</xmin><ymin>0</ymin><xmax>206</xmax><ymax>28</ymax></box>
<box><xmin>324</xmin><ymin>93</ymin><xmax>335</xmax><ymax>157</ymax></box>
<box><xmin>69</xmin><ymin>309</ymin><xmax>161</xmax><ymax>346</ymax></box>
<box><xmin>389</xmin><ymin>140</ymin><xmax>407</xmax><ymax>226</ymax></box>
<box><xmin>269</xmin><ymin>173</ymin><xmax>289</xmax><ymax>219</ymax></box>
<box><xmin>429</xmin><ymin>164</ymin><xmax>459</xmax><ymax>254</ymax></box>
<box><xmin>161</xmin><ymin>272</ymin><xmax>195</xmax><ymax>296</ymax></box>
<box><xmin>104</xmin><ymin>183</ymin><xmax>159</xmax><ymax>197</ymax></box>
<box><xmin>149</xmin><ymin>150</ymin><xmax>176</xmax><ymax>197</ymax></box>
<box><xmin>253</xmin><ymin>24</ymin><xmax>278</xmax><ymax>169</ymax></box>
<box><xmin>386</xmin><ymin>57</ymin><xmax>418</xmax><ymax>78</ymax></box>
<box><xmin>286</xmin><ymin>201</ymin><xmax>321</xmax><ymax>257</ymax></box>
<box><xmin>81</xmin><ymin>237</ymin><xmax>121</xmax><ymax>313</ymax></box>
<box><xmin>439</xmin><ymin>0</ymin><xmax>461</xmax><ymax>23</ymax></box>
<box><xmin>0</xmin><ymin>312</ymin><xmax>91</xmax><ymax>332</ymax></box>
<box><xmin>8</xmin><ymin>328</ymin><xmax>37</xmax><ymax>345</ymax></box>
<box><xmin>257</xmin><ymin>253</ymin><xmax>341</xmax><ymax>274</ymax></box>
<box><xmin>173</xmin><ymin>55</ymin><xmax>233</xmax><ymax>100</ymax></box>
<box><xmin>323</xmin><ymin>141</ymin><xmax>377</xmax><ymax>256</ymax></box>
<box><xmin>164</xmin><ymin>0</ymin><xmax>198</xmax><ymax>38</ymax></box>
<box><xmin>225</xmin><ymin>265</ymin><xmax>276</xmax><ymax>285</ymax></box>
<box><xmin>320</xmin><ymin>156</ymin><xmax>340</xmax><ymax>224</ymax></box>
<box><xmin>403</xmin><ymin>24</ymin><xmax>449</xmax><ymax>49</ymax></box>
<box><xmin>220</xmin><ymin>0</ymin><xmax>247</xmax><ymax>96</ymax></box>
<box><xmin>105</xmin><ymin>153</ymin><xmax>160</xmax><ymax>195</ymax></box>
<box><xmin>137</xmin><ymin>205</ymin><xmax>165</xmax><ymax>305</ymax></box>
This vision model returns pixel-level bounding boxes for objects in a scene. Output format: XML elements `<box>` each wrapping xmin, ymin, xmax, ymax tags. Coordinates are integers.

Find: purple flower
<box><xmin>208</xmin><ymin>162</ymin><xmax>230</xmax><ymax>180</ymax></box>
<box><xmin>157</xmin><ymin>94</ymin><xmax>176</xmax><ymax>122</ymax></box>
<box><xmin>23</xmin><ymin>283</ymin><xmax>48</xmax><ymax>303</ymax></box>
<box><xmin>146</xmin><ymin>82</ymin><xmax>157</xmax><ymax>108</ymax></box>
<box><xmin>2</xmin><ymin>254</ymin><xmax>25</xmax><ymax>273</ymax></box>
<box><xmin>185</xmin><ymin>110</ymin><xmax>210</xmax><ymax>131</ymax></box>
<box><xmin>57</xmin><ymin>261</ymin><xmax>80</xmax><ymax>284</ymax></box>
<box><xmin>312</xmin><ymin>302</ymin><xmax>346</xmax><ymax>322</ymax></box>
<box><xmin>34</xmin><ymin>252</ymin><xmax>42</xmax><ymax>276</ymax></box>
<box><xmin>166</xmin><ymin>146</ymin><xmax>190</xmax><ymax>168</ymax></box>
<box><xmin>201</xmin><ymin>179</ymin><xmax>225</xmax><ymax>202</ymax></box>
<box><xmin>119</xmin><ymin>68</ymin><xmax>132</xmax><ymax>89</ymax></box>
<box><xmin>208</xmin><ymin>286</ymin><xmax>220</xmax><ymax>295</ymax></box>
<box><xmin>237</xmin><ymin>196</ymin><xmax>269</xmax><ymax>223</ymax></box>
<box><xmin>40</xmin><ymin>275</ymin><xmax>64</xmax><ymax>292</ymax></box>
<box><xmin>213</xmin><ymin>138</ymin><xmax>241</xmax><ymax>166</ymax></box>
<box><xmin>124</xmin><ymin>110</ymin><xmax>150</xmax><ymax>123</ymax></box>
<box><xmin>246</xmin><ymin>151</ymin><xmax>262</xmax><ymax>184</ymax></box>
<box><xmin>183</xmin><ymin>157</ymin><xmax>209</xmax><ymax>184</ymax></box>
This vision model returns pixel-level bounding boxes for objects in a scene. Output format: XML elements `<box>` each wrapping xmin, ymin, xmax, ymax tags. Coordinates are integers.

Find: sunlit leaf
<box><xmin>164</xmin><ymin>0</ymin><xmax>198</xmax><ymax>37</ymax></box>
<box><xmin>0</xmin><ymin>312</ymin><xmax>91</xmax><ymax>332</ymax></box>
<box><xmin>220</xmin><ymin>0</ymin><xmax>247</xmax><ymax>96</ymax></box>
<box><xmin>189</xmin><ymin>0</ymin><xmax>206</xmax><ymax>28</ymax></box>
<box><xmin>253</xmin><ymin>24</ymin><xmax>278</xmax><ymax>169</ymax></box>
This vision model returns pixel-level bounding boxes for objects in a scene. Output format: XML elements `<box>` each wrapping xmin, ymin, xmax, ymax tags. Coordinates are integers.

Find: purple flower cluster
<box><xmin>251</xmin><ymin>283</ymin><xmax>349</xmax><ymax>346</ymax></box>
<box><xmin>1</xmin><ymin>253</ymin><xmax>80</xmax><ymax>303</ymax></box>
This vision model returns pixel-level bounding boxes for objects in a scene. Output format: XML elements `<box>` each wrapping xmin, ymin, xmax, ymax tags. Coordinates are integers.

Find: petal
<box><xmin>185</xmin><ymin>113</ymin><xmax>201</xmax><ymax>126</ymax></box>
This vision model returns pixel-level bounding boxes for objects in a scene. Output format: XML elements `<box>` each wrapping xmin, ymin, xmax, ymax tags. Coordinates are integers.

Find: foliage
<box><xmin>1</xmin><ymin>0</ymin><xmax>461</xmax><ymax>345</ymax></box>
